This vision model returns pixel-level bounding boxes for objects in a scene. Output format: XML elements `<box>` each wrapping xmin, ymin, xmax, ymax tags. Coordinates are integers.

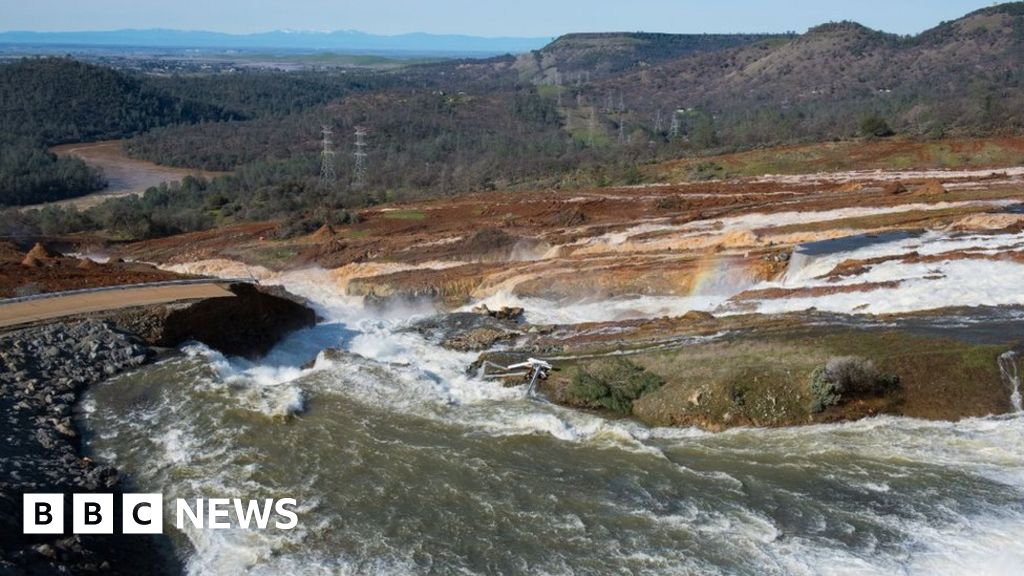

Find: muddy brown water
<box><xmin>78</xmin><ymin>285</ymin><xmax>1024</xmax><ymax>575</ymax></box>
<box><xmin>36</xmin><ymin>141</ymin><xmax>227</xmax><ymax>210</ymax></box>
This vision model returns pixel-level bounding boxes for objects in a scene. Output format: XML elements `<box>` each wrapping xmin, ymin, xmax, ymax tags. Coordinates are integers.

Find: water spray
<box><xmin>998</xmin><ymin>350</ymin><xmax>1023</xmax><ymax>412</ymax></box>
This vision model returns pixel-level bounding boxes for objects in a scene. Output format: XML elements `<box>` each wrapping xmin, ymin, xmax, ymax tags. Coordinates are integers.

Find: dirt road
<box><xmin>0</xmin><ymin>282</ymin><xmax>235</xmax><ymax>329</ymax></box>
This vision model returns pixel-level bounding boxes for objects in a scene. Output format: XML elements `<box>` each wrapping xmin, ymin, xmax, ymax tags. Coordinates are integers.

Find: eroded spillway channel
<box><xmin>76</xmin><ymin>291</ymin><xmax>1024</xmax><ymax>575</ymax></box>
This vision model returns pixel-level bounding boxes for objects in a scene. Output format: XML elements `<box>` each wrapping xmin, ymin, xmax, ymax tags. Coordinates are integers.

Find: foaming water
<box><xmin>740</xmin><ymin>230</ymin><xmax>1024</xmax><ymax>315</ymax></box>
<box><xmin>466</xmin><ymin>290</ymin><xmax>730</xmax><ymax>324</ymax></box>
<box><xmin>79</xmin><ymin>266</ymin><xmax>1024</xmax><ymax>575</ymax></box>
<box><xmin>999</xmin><ymin>351</ymin><xmax>1024</xmax><ymax>413</ymax></box>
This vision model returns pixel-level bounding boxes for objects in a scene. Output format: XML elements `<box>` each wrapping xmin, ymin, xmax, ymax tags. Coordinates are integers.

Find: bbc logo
<box><xmin>23</xmin><ymin>494</ymin><xmax>163</xmax><ymax>535</ymax></box>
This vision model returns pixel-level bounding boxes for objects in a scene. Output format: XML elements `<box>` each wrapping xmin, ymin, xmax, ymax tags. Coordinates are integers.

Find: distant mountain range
<box><xmin>0</xmin><ymin>29</ymin><xmax>553</xmax><ymax>56</ymax></box>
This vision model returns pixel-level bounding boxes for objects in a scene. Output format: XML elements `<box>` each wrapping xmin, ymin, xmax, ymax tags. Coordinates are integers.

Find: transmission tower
<box><xmin>654</xmin><ymin>109</ymin><xmax>664</xmax><ymax>133</ymax></box>
<box><xmin>669</xmin><ymin>112</ymin><xmax>680</xmax><ymax>139</ymax></box>
<box><xmin>319</xmin><ymin>125</ymin><xmax>336</xmax><ymax>184</ymax></box>
<box><xmin>353</xmin><ymin>126</ymin><xmax>368</xmax><ymax>189</ymax></box>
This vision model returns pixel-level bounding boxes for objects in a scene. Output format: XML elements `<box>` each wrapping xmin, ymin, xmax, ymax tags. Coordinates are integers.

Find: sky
<box><xmin>0</xmin><ymin>0</ymin><xmax>1002</xmax><ymax>37</ymax></box>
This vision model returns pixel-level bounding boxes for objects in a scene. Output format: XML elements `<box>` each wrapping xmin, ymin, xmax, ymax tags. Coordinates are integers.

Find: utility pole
<box><xmin>319</xmin><ymin>125</ymin><xmax>336</xmax><ymax>185</ymax></box>
<box><xmin>353</xmin><ymin>126</ymin><xmax>368</xmax><ymax>190</ymax></box>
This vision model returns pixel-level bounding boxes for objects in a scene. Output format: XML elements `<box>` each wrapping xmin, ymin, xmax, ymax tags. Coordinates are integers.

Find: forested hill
<box><xmin>0</xmin><ymin>57</ymin><xmax>231</xmax><ymax>206</ymax></box>
<box><xmin>513</xmin><ymin>32</ymin><xmax>785</xmax><ymax>83</ymax></box>
<box><xmin>0</xmin><ymin>57</ymin><xmax>231</xmax><ymax>145</ymax></box>
<box><xmin>555</xmin><ymin>3</ymin><xmax>1024</xmax><ymax>143</ymax></box>
<box><xmin>0</xmin><ymin>57</ymin><xmax>395</xmax><ymax>206</ymax></box>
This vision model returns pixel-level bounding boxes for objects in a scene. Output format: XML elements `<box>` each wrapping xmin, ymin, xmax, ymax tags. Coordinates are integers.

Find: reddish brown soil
<box><xmin>0</xmin><ymin>242</ymin><xmax>191</xmax><ymax>298</ymax></box>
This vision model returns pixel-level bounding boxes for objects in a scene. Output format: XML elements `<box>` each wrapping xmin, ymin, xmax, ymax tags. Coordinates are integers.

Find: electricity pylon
<box><xmin>353</xmin><ymin>126</ymin><xmax>368</xmax><ymax>189</ymax></box>
<box><xmin>320</xmin><ymin>125</ymin><xmax>336</xmax><ymax>185</ymax></box>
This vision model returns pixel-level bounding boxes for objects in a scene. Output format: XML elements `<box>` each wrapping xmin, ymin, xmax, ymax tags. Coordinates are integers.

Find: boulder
<box><xmin>443</xmin><ymin>327</ymin><xmax>515</xmax><ymax>352</ymax></box>
<box><xmin>473</xmin><ymin>304</ymin><xmax>525</xmax><ymax>321</ymax></box>
<box><xmin>884</xmin><ymin>180</ymin><xmax>909</xmax><ymax>195</ymax></box>
<box><xmin>411</xmin><ymin>311</ymin><xmax>521</xmax><ymax>351</ymax></box>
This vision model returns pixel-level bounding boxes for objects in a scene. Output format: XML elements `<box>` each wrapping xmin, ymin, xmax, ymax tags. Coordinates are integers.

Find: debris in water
<box><xmin>481</xmin><ymin>357</ymin><xmax>552</xmax><ymax>397</ymax></box>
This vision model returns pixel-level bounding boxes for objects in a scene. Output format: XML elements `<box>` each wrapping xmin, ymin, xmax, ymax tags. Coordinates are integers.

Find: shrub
<box><xmin>860</xmin><ymin>114</ymin><xmax>895</xmax><ymax>138</ymax></box>
<box><xmin>567</xmin><ymin>358</ymin><xmax>665</xmax><ymax>414</ymax></box>
<box><xmin>809</xmin><ymin>356</ymin><xmax>899</xmax><ymax>413</ymax></box>
<box><xmin>687</xmin><ymin>161</ymin><xmax>727</xmax><ymax>181</ymax></box>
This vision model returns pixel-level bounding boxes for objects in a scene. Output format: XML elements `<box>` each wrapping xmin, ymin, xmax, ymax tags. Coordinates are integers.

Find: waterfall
<box><xmin>781</xmin><ymin>249</ymin><xmax>815</xmax><ymax>287</ymax></box>
<box><xmin>998</xmin><ymin>350</ymin><xmax>1023</xmax><ymax>412</ymax></box>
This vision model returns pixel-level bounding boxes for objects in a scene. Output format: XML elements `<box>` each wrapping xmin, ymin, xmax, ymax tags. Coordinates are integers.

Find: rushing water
<box><xmin>78</xmin><ymin>271</ymin><xmax>1024</xmax><ymax>575</ymax></box>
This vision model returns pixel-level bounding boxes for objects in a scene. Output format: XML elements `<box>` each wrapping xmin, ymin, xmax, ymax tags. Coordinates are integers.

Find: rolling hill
<box><xmin>527</xmin><ymin>3</ymin><xmax>1024</xmax><ymax>144</ymax></box>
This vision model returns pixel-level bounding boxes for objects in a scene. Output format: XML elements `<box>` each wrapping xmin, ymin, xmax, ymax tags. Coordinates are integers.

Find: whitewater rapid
<box><xmin>77</xmin><ymin>266</ymin><xmax>1024</xmax><ymax>576</ymax></box>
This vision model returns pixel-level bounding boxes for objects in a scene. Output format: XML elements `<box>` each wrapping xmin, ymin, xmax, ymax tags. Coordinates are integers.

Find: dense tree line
<box><xmin>0</xmin><ymin>58</ymin><xmax>399</xmax><ymax>206</ymax></box>
<box><xmin>125</xmin><ymin>87</ymin><xmax>589</xmax><ymax>192</ymax></box>
<box><xmin>0</xmin><ymin>137</ymin><xmax>106</xmax><ymax>205</ymax></box>
<box><xmin>1</xmin><ymin>167</ymin><xmax>360</xmax><ymax>241</ymax></box>
<box><xmin>0</xmin><ymin>57</ymin><xmax>229</xmax><ymax>145</ymax></box>
<box><xmin>142</xmin><ymin>70</ymin><xmax>402</xmax><ymax>119</ymax></box>
<box><xmin>0</xmin><ymin>57</ymin><xmax>227</xmax><ymax>206</ymax></box>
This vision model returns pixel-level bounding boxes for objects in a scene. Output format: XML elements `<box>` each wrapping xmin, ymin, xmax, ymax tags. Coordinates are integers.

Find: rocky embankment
<box><xmin>0</xmin><ymin>321</ymin><xmax>179</xmax><ymax>575</ymax></box>
<box><xmin>0</xmin><ymin>284</ymin><xmax>316</xmax><ymax>574</ymax></box>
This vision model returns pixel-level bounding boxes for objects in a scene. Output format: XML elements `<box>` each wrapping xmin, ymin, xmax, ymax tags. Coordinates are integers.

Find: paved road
<box><xmin>0</xmin><ymin>283</ymin><xmax>235</xmax><ymax>329</ymax></box>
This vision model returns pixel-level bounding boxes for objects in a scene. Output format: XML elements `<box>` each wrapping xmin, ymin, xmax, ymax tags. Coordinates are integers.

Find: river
<box><xmin>77</xmin><ymin>270</ymin><xmax>1024</xmax><ymax>575</ymax></box>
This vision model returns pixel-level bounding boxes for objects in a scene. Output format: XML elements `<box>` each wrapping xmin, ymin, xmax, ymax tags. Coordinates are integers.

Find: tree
<box><xmin>860</xmin><ymin>114</ymin><xmax>895</xmax><ymax>138</ymax></box>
